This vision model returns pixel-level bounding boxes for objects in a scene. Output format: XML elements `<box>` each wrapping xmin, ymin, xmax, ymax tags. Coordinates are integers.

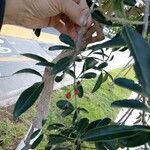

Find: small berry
<box><xmin>65</xmin><ymin>92</ymin><xmax>71</xmax><ymax>99</ymax></box>
<box><xmin>74</xmin><ymin>89</ymin><xmax>80</xmax><ymax>95</ymax></box>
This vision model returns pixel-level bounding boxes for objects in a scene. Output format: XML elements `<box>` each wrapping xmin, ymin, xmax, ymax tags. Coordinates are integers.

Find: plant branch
<box><xmin>142</xmin><ymin>0</ymin><xmax>150</xmax><ymax>38</ymax></box>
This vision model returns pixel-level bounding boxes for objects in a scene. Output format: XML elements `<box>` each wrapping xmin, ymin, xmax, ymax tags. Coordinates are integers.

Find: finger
<box><xmin>48</xmin><ymin>14</ymin><xmax>61</xmax><ymax>26</ymax></box>
<box><xmin>79</xmin><ymin>0</ymin><xmax>92</xmax><ymax>27</ymax></box>
<box><xmin>58</xmin><ymin>0</ymin><xmax>91</xmax><ymax>27</ymax></box>
<box><xmin>52</xmin><ymin>20</ymin><xmax>68</xmax><ymax>34</ymax></box>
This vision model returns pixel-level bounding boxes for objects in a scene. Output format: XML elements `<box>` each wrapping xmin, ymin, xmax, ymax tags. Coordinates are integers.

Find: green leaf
<box><xmin>22</xmin><ymin>53</ymin><xmax>48</xmax><ymax>62</ymax></box>
<box><xmin>92</xmin><ymin>73</ymin><xmax>103</xmax><ymax>93</ymax></box>
<box><xmin>83</xmin><ymin>57</ymin><xmax>99</xmax><ymax>71</ymax></box>
<box><xmin>30</xmin><ymin>129</ymin><xmax>41</xmax><ymax>140</ymax></box>
<box><xmin>49</xmin><ymin>45</ymin><xmax>72</xmax><ymax>51</ymax></box>
<box><xmin>111</xmin><ymin>99</ymin><xmax>150</xmax><ymax>112</ymax></box>
<box><xmin>102</xmin><ymin>72</ymin><xmax>109</xmax><ymax>83</ymax></box>
<box><xmin>96</xmin><ymin>118</ymin><xmax>111</xmax><ymax>127</ymax></box>
<box><xmin>75</xmin><ymin>118</ymin><xmax>89</xmax><ymax>134</ymax></box>
<box><xmin>31</xmin><ymin>134</ymin><xmax>43</xmax><ymax>149</ymax></box>
<box><xmin>33</xmin><ymin>29</ymin><xmax>41</xmax><ymax>37</ymax></box>
<box><xmin>81</xmin><ymin>72</ymin><xmax>97</xmax><ymax>79</ymax></box>
<box><xmin>66</xmin><ymin>70</ymin><xmax>76</xmax><ymax>78</ymax></box>
<box><xmin>51</xmin><ymin>56</ymin><xmax>73</xmax><ymax>75</ymax></box>
<box><xmin>48</xmin><ymin>134</ymin><xmax>68</xmax><ymax>145</ymax></box>
<box><xmin>87</xmin><ymin>118</ymin><xmax>111</xmax><ymax>132</ymax></box>
<box><xmin>81</xmin><ymin>125</ymin><xmax>150</xmax><ymax>142</ymax></box>
<box><xmin>14</xmin><ymin>68</ymin><xmax>42</xmax><ymax>78</ymax></box>
<box><xmin>56</xmin><ymin>100</ymin><xmax>74</xmax><ymax>117</ymax></box>
<box><xmin>124</xmin><ymin>0</ymin><xmax>136</xmax><ymax>6</ymax></box>
<box><xmin>92</xmin><ymin>10</ymin><xmax>112</xmax><ymax>25</ymax></box>
<box><xmin>79</xmin><ymin>107</ymin><xmax>89</xmax><ymax>113</ymax></box>
<box><xmin>93</xmin><ymin>52</ymin><xmax>109</xmax><ymax>58</ymax></box>
<box><xmin>47</xmin><ymin>123</ymin><xmax>64</xmax><ymax>131</ymax></box>
<box><xmin>122</xmin><ymin>26</ymin><xmax>150</xmax><ymax>96</ymax></box>
<box><xmin>103</xmin><ymin>141</ymin><xmax>117</xmax><ymax>150</ymax></box>
<box><xmin>72</xmin><ymin>109</ymin><xmax>79</xmax><ymax>123</ymax></box>
<box><xmin>36</xmin><ymin>62</ymin><xmax>55</xmax><ymax>67</ymax></box>
<box><xmin>88</xmin><ymin>34</ymin><xmax>126</xmax><ymax>51</ymax></box>
<box><xmin>61</xmin><ymin>128</ymin><xmax>76</xmax><ymax>138</ymax></box>
<box><xmin>55</xmin><ymin>75</ymin><xmax>63</xmax><ymax>83</ymax></box>
<box><xmin>120</xmin><ymin>131</ymin><xmax>150</xmax><ymax>147</ymax></box>
<box><xmin>77</xmin><ymin>82</ymin><xmax>84</xmax><ymax>98</ymax></box>
<box><xmin>56</xmin><ymin>100</ymin><xmax>74</xmax><ymax>110</ymax></box>
<box><xmin>61</xmin><ymin>108</ymin><xmax>74</xmax><ymax>117</ymax></box>
<box><xmin>112</xmin><ymin>0</ymin><xmax>125</xmax><ymax>17</ymax></box>
<box><xmin>95</xmin><ymin>142</ymin><xmax>107</xmax><ymax>150</ymax></box>
<box><xmin>13</xmin><ymin>82</ymin><xmax>44</xmax><ymax>119</ymax></box>
<box><xmin>96</xmin><ymin>62</ymin><xmax>108</xmax><ymax>71</ymax></box>
<box><xmin>59</xmin><ymin>34</ymin><xmax>75</xmax><ymax>47</ymax></box>
<box><xmin>114</xmin><ymin>78</ymin><xmax>142</xmax><ymax>93</ymax></box>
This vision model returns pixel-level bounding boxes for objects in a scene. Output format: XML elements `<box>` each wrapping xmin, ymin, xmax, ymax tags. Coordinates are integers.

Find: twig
<box><xmin>142</xmin><ymin>0</ymin><xmax>150</xmax><ymax>38</ymax></box>
<box><xmin>94</xmin><ymin>7</ymin><xmax>145</xmax><ymax>25</ymax></box>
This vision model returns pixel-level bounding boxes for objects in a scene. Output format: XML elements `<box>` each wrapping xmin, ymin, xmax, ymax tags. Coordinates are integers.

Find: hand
<box><xmin>4</xmin><ymin>0</ymin><xmax>92</xmax><ymax>39</ymax></box>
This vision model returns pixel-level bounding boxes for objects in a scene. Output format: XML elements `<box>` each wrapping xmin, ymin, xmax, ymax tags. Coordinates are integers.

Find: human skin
<box><xmin>3</xmin><ymin>0</ymin><xmax>92</xmax><ymax>40</ymax></box>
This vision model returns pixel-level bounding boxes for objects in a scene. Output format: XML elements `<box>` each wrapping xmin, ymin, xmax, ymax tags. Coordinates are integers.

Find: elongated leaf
<box><xmin>61</xmin><ymin>108</ymin><xmax>74</xmax><ymax>117</ymax></box>
<box><xmin>48</xmin><ymin>134</ymin><xmax>68</xmax><ymax>145</ymax></box>
<box><xmin>95</xmin><ymin>62</ymin><xmax>108</xmax><ymax>71</ymax></box>
<box><xmin>77</xmin><ymin>82</ymin><xmax>84</xmax><ymax>98</ymax></box>
<box><xmin>88</xmin><ymin>34</ymin><xmax>126</xmax><ymax>51</ymax></box>
<box><xmin>47</xmin><ymin>123</ymin><xmax>64</xmax><ymax>131</ymax></box>
<box><xmin>81</xmin><ymin>72</ymin><xmax>97</xmax><ymax>79</ymax></box>
<box><xmin>111</xmin><ymin>99</ymin><xmax>150</xmax><ymax>112</ymax></box>
<box><xmin>13</xmin><ymin>82</ymin><xmax>44</xmax><ymax>119</ymax></box>
<box><xmin>52</xmin><ymin>56</ymin><xmax>73</xmax><ymax>75</ymax></box>
<box><xmin>103</xmin><ymin>141</ymin><xmax>117</xmax><ymax>150</ymax></box>
<box><xmin>30</xmin><ymin>129</ymin><xmax>41</xmax><ymax>140</ymax></box>
<box><xmin>95</xmin><ymin>142</ymin><xmax>107</xmax><ymax>150</ymax></box>
<box><xmin>122</xmin><ymin>26</ymin><xmax>150</xmax><ymax>96</ymax></box>
<box><xmin>59</xmin><ymin>34</ymin><xmax>75</xmax><ymax>48</ymax></box>
<box><xmin>56</xmin><ymin>100</ymin><xmax>74</xmax><ymax>117</ymax></box>
<box><xmin>94</xmin><ymin>52</ymin><xmax>109</xmax><ymax>58</ymax></box>
<box><xmin>14</xmin><ymin>68</ymin><xmax>42</xmax><ymax>78</ymax></box>
<box><xmin>92</xmin><ymin>10</ymin><xmax>112</xmax><ymax>25</ymax></box>
<box><xmin>61</xmin><ymin>128</ymin><xmax>76</xmax><ymax>138</ymax></box>
<box><xmin>114</xmin><ymin>78</ymin><xmax>142</xmax><ymax>93</ymax></box>
<box><xmin>102</xmin><ymin>73</ymin><xmax>109</xmax><ymax>83</ymax></box>
<box><xmin>96</xmin><ymin>118</ymin><xmax>111</xmax><ymax>127</ymax></box>
<box><xmin>33</xmin><ymin>29</ymin><xmax>41</xmax><ymax>37</ymax></box>
<box><xmin>120</xmin><ymin>132</ymin><xmax>150</xmax><ymax>147</ymax></box>
<box><xmin>83</xmin><ymin>57</ymin><xmax>98</xmax><ymax>71</ymax></box>
<box><xmin>31</xmin><ymin>134</ymin><xmax>43</xmax><ymax>149</ymax></box>
<box><xmin>92</xmin><ymin>73</ymin><xmax>103</xmax><ymax>93</ymax></box>
<box><xmin>124</xmin><ymin>0</ymin><xmax>136</xmax><ymax>6</ymax></box>
<box><xmin>55</xmin><ymin>75</ymin><xmax>63</xmax><ymax>83</ymax></box>
<box><xmin>49</xmin><ymin>45</ymin><xmax>72</xmax><ymax>51</ymax></box>
<box><xmin>66</xmin><ymin>70</ymin><xmax>76</xmax><ymax>78</ymax></box>
<box><xmin>36</xmin><ymin>62</ymin><xmax>55</xmax><ymax>67</ymax></box>
<box><xmin>72</xmin><ymin>109</ymin><xmax>78</xmax><ymax>123</ymax></box>
<box><xmin>79</xmin><ymin>107</ymin><xmax>89</xmax><ymax>113</ymax></box>
<box><xmin>56</xmin><ymin>100</ymin><xmax>74</xmax><ymax>110</ymax></box>
<box><xmin>22</xmin><ymin>53</ymin><xmax>48</xmax><ymax>62</ymax></box>
<box><xmin>112</xmin><ymin>0</ymin><xmax>125</xmax><ymax>17</ymax></box>
<box><xmin>81</xmin><ymin>125</ymin><xmax>150</xmax><ymax>142</ymax></box>
<box><xmin>76</xmin><ymin>118</ymin><xmax>89</xmax><ymax>134</ymax></box>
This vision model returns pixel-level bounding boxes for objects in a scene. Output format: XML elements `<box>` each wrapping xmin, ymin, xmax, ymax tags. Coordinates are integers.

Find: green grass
<box><xmin>0</xmin><ymin>68</ymin><xmax>135</xmax><ymax>150</ymax></box>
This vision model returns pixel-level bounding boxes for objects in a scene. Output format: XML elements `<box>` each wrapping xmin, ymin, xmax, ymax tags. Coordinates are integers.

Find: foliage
<box><xmin>11</xmin><ymin>0</ymin><xmax>150</xmax><ymax>149</ymax></box>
